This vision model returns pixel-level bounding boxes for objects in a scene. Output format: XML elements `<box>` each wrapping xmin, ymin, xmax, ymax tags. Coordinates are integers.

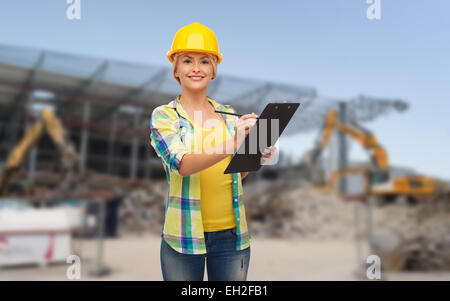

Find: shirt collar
<box><xmin>172</xmin><ymin>94</ymin><xmax>228</xmax><ymax>123</ymax></box>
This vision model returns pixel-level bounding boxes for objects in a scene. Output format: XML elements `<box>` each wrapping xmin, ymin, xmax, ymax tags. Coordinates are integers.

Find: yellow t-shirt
<box><xmin>193</xmin><ymin>118</ymin><xmax>236</xmax><ymax>232</ymax></box>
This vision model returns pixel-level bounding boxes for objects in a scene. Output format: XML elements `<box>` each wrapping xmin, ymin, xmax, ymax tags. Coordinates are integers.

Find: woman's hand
<box><xmin>261</xmin><ymin>145</ymin><xmax>277</xmax><ymax>164</ymax></box>
<box><xmin>233</xmin><ymin>113</ymin><xmax>258</xmax><ymax>152</ymax></box>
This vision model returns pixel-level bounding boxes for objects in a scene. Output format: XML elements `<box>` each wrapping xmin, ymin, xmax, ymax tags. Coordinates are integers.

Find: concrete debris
<box><xmin>118</xmin><ymin>181</ymin><xmax>167</xmax><ymax>234</ymax></box>
<box><xmin>371</xmin><ymin>198</ymin><xmax>450</xmax><ymax>271</ymax></box>
<box><xmin>18</xmin><ymin>170</ymin><xmax>450</xmax><ymax>271</ymax></box>
<box><xmin>242</xmin><ymin>180</ymin><xmax>357</xmax><ymax>240</ymax></box>
<box><xmin>242</xmin><ymin>180</ymin><xmax>450</xmax><ymax>271</ymax></box>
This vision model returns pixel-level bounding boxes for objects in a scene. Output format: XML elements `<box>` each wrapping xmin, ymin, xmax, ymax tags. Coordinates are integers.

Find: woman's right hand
<box><xmin>233</xmin><ymin>113</ymin><xmax>258</xmax><ymax>152</ymax></box>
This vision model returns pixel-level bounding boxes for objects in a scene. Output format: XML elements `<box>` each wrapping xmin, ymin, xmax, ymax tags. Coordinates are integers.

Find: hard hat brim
<box><xmin>167</xmin><ymin>49</ymin><xmax>223</xmax><ymax>64</ymax></box>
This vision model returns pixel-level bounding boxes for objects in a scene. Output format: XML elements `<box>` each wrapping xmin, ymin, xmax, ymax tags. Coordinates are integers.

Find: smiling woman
<box><xmin>172</xmin><ymin>52</ymin><xmax>218</xmax><ymax>86</ymax></box>
<box><xmin>150</xmin><ymin>22</ymin><xmax>274</xmax><ymax>282</ymax></box>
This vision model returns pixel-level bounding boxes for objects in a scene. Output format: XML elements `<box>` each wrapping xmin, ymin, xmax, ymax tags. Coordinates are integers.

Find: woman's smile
<box><xmin>188</xmin><ymin>75</ymin><xmax>204</xmax><ymax>81</ymax></box>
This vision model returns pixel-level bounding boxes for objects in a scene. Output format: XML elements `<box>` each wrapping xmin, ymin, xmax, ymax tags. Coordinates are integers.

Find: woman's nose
<box><xmin>192</xmin><ymin>62</ymin><xmax>200</xmax><ymax>71</ymax></box>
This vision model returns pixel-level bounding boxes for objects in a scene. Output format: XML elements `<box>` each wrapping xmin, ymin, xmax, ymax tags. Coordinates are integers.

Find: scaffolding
<box><xmin>0</xmin><ymin>43</ymin><xmax>407</xmax><ymax>180</ymax></box>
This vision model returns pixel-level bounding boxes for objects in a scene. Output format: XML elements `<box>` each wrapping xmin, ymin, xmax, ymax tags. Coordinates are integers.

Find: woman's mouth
<box><xmin>188</xmin><ymin>76</ymin><xmax>204</xmax><ymax>81</ymax></box>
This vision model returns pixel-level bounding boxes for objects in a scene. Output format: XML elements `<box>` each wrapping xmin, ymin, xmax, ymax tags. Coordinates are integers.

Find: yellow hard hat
<box><xmin>167</xmin><ymin>22</ymin><xmax>223</xmax><ymax>64</ymax></box>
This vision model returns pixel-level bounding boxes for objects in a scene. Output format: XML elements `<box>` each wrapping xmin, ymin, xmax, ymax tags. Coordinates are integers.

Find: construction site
<box><xmin>0</xmin><ymin>43</ymin><xmax>449</xmax><ymax>281</ymax></box>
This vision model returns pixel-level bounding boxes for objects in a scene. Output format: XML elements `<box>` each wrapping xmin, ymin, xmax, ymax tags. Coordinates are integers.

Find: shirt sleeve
<box><xmin>150</xmin><ymin>107</ymin><xmax>189</xmax><ymax>176</ymax></box>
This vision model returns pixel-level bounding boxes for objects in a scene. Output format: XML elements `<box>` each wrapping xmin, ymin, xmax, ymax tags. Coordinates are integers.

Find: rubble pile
<box><xmin>118</xmin><ymin>180</ymin><xmax>167</xmax><ymax>234</ymax></box>
<box><xmin>243</xmin><ymin>180</ymin><xmax>450</xmax><ymax>271</ymax></box>
<box><xmin>23</xmin><ymin>170</ymin><xmax>168</xmax><ymax>235</ymax></box>
<box><xmin>242</xmin><ymin>181</ymin><xmax>357</xmax><ymax>240</ymax></box>
<box><xmin>27</xmin><ymin>170</ymin><xmax>450</xmax><ymax>270</ymax></box>
<box><xmin>372</xmin><ymin>198</ymin><xmax>450</xmax><ymax>271</ymax></box>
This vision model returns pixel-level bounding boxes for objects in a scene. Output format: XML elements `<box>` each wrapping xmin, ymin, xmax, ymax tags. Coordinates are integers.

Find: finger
<box><xmin>261</xmin><ymin>148</ymin><xmax>271</xmax><ymax>156</ymax></box>
<box><xmin>261</xmin><ymin>155</ymin><xmax>271</xmax><ymax>162</ymax></box>
<box><xmin>241</xmin><ymin>123</ymin><xmax>254</xmax><ymax>131</ymax></box>
<box><xmin>237</xmin><ymin>119</ymin><xmax>257</xmax><ymax>129</ymax></box>
<box><xmin>264</xmin><ymin>146</ymin><xmax>275</xmax><ymax>154</ymax></box>
<box><xmin>241</xmin><ymin>119</ymin><xmax>257</xmax><ymax>130</ymax></box>
<box><xmin>238</xmin><ymin>118</ymin><xmax>255</xmax><ymax>128</ymax></box>
<box><xmin>240</xmin><ymin>113</ymin><xmax>258</xmax><ymax>121</ymax></box>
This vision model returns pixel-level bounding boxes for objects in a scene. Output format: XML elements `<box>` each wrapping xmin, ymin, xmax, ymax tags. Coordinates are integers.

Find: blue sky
<box><xmin>0</xmin><ymin>0</ymin><xmax>449</xmax><ymax>179</ymax></box>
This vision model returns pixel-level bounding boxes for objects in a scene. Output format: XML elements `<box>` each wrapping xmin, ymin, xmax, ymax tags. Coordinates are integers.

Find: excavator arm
<box><xmin>0</xmin><ymin>108</ymin><xmax>78</xmax><ymax>197</ymax></box>
<box><xmin>320</xmin><ymin>110</ymin><xmax>389</xmax><ymax>169</ymax></box>
<box><xmin>0</xmin><ymin>121</ymin><xmax>45</xmax><ymax>196</ymax></box>
<box><xmin>41</xmin><ymin>109</ymin><xmax>78</xmax><ymax>174</ymax></box>
<box><xmin>302</xmin><ymin>109</ymin><xmax>390</xmax><ymax>185</ymax></box>
<box><xmin>336</xmin><ymin>120</ymin><xmax>389</xmax><ymax>169</ymax></box>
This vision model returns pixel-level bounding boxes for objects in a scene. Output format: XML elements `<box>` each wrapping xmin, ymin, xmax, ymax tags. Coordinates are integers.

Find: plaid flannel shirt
<box><xmin>150</xmin><ymin>94</ymin><xmax>251</xmax><ymax>254</ymax></box>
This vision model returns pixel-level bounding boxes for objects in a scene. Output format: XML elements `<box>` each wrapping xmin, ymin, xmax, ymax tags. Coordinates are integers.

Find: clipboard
<box><xmin>224</xmin><ymin>102</ymin><xmax>300</xmax><ymax>174</ymax></box>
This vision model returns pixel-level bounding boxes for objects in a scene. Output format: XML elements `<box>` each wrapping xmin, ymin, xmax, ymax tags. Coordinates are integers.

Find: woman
<box><xmin>150</xmin><ymin>22</ymin><xmax>276</xmax><ymax>281</ymax></box>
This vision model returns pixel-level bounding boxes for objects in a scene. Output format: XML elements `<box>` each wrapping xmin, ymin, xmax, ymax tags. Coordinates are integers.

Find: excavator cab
<box><xmin>369</xmin><ymin>169</ymin><xmax>390</xmax><ymax>185</ymax></box>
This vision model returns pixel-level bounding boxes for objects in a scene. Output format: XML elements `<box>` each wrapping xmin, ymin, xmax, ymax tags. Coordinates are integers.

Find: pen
<box><xmin>215</xmin><ymin>110</ymin><xmax>259</xmax><ymax>119</ymax></box>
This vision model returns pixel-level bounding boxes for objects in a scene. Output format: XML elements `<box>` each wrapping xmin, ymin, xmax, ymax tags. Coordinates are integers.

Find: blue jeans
<box><xmin>160</xmin><ymin>227</ymin><xmax>251</xmax><ymax>281</ymax></box>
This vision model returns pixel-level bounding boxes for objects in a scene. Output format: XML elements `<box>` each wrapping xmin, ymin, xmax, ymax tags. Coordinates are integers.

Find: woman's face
<box><xmin>175</xmin><ymin>52</ymin><xmax>214</xmax><ymax>91</ymax></box>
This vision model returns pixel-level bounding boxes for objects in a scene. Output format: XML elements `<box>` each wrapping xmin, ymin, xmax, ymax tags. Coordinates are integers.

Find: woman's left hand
<box><xmin>261</xmin><ymin>146</ymin><xmax>277</xmax><ymax>164</ymax></box>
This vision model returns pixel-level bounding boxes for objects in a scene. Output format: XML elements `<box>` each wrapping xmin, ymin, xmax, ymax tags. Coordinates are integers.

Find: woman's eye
<box><xmin>201</xmin><ymin>60</ymin><xmax>209</xmax><ymax>64</ymax></box>
<box><xmin>183</xmin><ymin>59</ymin><xmax>191</xmax><ymax>63</ymax></box>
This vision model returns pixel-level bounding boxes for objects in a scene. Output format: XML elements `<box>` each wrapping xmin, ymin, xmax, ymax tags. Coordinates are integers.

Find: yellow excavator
<box><xmin>0</xmin><ymin>108</ymin><xmax>79</xmax><ymax>198</ymax></box>
<box><xmin>302</xmin><ymin>109</ymin><xmax>448</xmax><ymax>204</ymax></box>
